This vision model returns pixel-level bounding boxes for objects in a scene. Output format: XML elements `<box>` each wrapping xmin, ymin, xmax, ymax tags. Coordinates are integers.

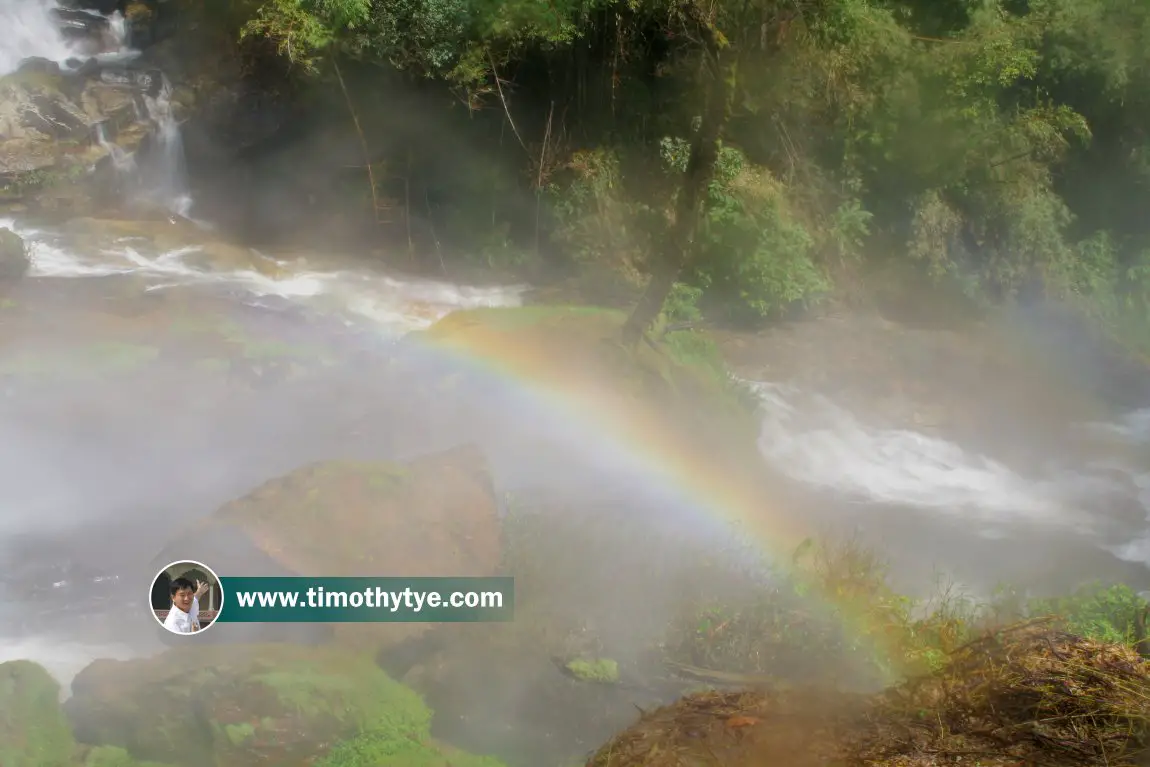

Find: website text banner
<box><xmin>217</xmin><ymin>577</ymin><xmax>514</xmax><ymax>623</ymax></box>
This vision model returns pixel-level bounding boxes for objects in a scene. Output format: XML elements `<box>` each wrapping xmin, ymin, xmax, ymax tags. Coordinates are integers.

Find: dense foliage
<box><xmin>227</xmin><ymin>0</ymin><xmax>1150</xmax><ymax>346</ymax></box>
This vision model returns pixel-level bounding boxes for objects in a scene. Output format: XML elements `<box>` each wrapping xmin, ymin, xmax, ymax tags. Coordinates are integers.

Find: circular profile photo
<box><xmin>150</xmin><ymin>560</ymin><xmax>224</xmax><ymax>635</ymax></box>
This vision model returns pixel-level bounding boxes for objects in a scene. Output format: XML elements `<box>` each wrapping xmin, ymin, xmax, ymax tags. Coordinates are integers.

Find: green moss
<box><xmin>425</xmin><ymin>304</ymin><xmax>758</xmax><ymax>437</ymax></box>
<box><xmin>66</xmin><ymin>648</ymin><xmax>438</xmax><ymax>766</ymax></box>
<box><xmin>565</xmin><ymin>658</ymin><xmax>620</xmax><ymax>683</ymax></box>
<box><xmin>0</xmin><ymin>342</ymin><xmax>159</xmax><ymax>379</ymax></box>
<box><xmin>223</xmin><ymin>722</ymin><xmax>255</xmax><ymax>745</ymax></box>
<box><xmin>433</xmin><ymin>304</ymin><xmax>613</xmax><ymax>331</ymax></box>
<box><xmin>368</xmin><ymin>464</ymin><xmax>410</xmax><ymax>488</ymax></box>
<box><xmin>81</xmin><ymin>745</ymin><xmax>173</xmax><ymax>767</ymax></box>
<box><xmin>87</xmin><ymin>342</ymin><xmax>161</xmax><ymax>370</ymax></box>
<box><xmin>252</xmin><ymin>658</ymin><xmax>431</xmax><ymax>735</ymax></box>
<box><xmin>0</xmin><ymin>660</ymin><xmax>74</xmax><ymax>767</ymax></box>
<box><xmin>425</xmin><ymin>305</ymin><xmax>739</xmax><ymax>394</ymax></box>
<box><xmin>0</xmin><ymin>70</ymin><xmax>63</xmax><ymax>91</ymax></box>
<box><xmin>314</xmin><ymin>731</ymin><xmax>509</xmax><ymax>767</ymax></box>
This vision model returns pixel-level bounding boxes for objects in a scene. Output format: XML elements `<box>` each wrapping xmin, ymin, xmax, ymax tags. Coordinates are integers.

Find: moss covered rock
<box><xmin>422</xmin><ymin>305</ymin><xmax>767</xmax><ymax>512</ymax></box>
<box><xmin>64</xmin><ymin>646</ymin><xmax>432</xmax><ymax>767</ymax></box>
<box><xmin>565</xmin><ymin>658</ymin><xmax>620</xmax><ymax>684</ymax></box>
<box><xmin>158</xmin><ymin>443</ymin><xmax>501</xmax><ymax>652</ymax></box>
<box><xmin>422</xmin><ymin>305</ymin><xmax>756</xmax><ymax>434</ymax></box>
<box><xmin>0</xmin><ymin>660</ymin><xmax>75</xmax><ymax>767</ymax></box>
<box><xmin>79</xmin><ymin>745</ymin><xmax>174</xmax><ymax>767</ymax></box>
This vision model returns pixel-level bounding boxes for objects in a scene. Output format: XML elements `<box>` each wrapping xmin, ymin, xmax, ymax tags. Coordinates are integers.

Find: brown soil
<box><xmin>588</xmin><ymin>621</ymin><xmax>1150</xmax><ymax>767</ymax></box>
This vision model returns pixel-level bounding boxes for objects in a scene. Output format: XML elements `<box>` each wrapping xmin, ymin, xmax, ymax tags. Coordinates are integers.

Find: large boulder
<box><xmin>152</xmin><ymin>443</ymin><xmax>502</xmax><ymax>652</ymax></box>
<box><xmin>0</xmin><ymin>62</ymin><xmax>156</xmax><ymax>211</ymax></box>
<box><xmin>0</xmin><ymin>227</ymin><xmax>29</xmax><ymax>280</ymax></box>
<box><xmin>0</xmin><ymin>660</ymin><xmax>75</xmax><ymax>767</ymax></box>
<box><xmin>63</xmin><ymin>646</ymin><xmax>434</xmax><ymax>767</ymax></box>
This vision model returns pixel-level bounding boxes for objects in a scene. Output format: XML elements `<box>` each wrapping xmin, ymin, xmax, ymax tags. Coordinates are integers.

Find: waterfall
<box><xmin>107</xmin><ymin>11</ymin><xmax>129</xmax><ymax>53</ymax></box>
<box><xmin>95</xmin><ymin>123</ymin><xmax>137</xmax><ymax>174</ymax></box>
<box><xmin>0</xmin><ymin>0</ymin><xmax>195</xmax><ymax>218</ymax></box>
<box><xmin>95</xmin><ymin>77</ymin><xmax>196</xmax><ymax>219</ymax></box>
<box><xmin>138</xmin><ymin>76</ymin><xmax>193</xmax><ymax>218</ymax></box>
<box><xmin>0</xmin><ymin>0</ymin><xmax>80</xmax><ymax>75</ymax></box>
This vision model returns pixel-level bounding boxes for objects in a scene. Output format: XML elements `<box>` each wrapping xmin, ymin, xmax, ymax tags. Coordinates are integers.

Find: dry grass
<box><xmin>587</xmin><ymin>620</ymin><xmax>1150</xmax><ymax>767</ymax></box>
<box><xmin>857</xmin><ymin>618</ymin><xmax>1150</xmax><ymax>766</ymax></box>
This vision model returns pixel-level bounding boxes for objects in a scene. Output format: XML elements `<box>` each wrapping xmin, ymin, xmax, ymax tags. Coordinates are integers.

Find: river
<box><xmin>1</xmin><ymin>0</ymin><xmax>1148</xmax><ymax>699</ymax></box>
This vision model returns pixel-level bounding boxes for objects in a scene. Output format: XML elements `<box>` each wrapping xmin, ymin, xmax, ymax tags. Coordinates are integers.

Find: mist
<box><xmin>1</xmin><ymin>0</ymin><xmax>1149</xmax><ymax>765</ymax></box>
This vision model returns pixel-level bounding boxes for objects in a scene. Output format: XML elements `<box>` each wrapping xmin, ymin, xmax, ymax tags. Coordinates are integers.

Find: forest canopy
<box><xmin>226</xmin><ymin>0</ymin><xmax>1150</xmax><ymax>347</ymax></box>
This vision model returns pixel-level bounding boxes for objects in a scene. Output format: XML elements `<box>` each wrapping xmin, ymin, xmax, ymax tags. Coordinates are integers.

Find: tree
<box><xmin>621</xmin><ymin>10</ymin><xmax>734</xmax><ymax>345</ymax></box>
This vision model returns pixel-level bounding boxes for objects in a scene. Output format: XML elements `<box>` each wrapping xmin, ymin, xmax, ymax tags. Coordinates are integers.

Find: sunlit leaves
<box><xmin>238</xmin><ymin>0</ymin><xmax>371</xmax><ymax>70</ymax></box>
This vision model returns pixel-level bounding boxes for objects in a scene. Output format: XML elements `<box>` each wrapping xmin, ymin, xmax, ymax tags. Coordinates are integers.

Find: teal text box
<box><xmin>217</xmin><ymin>577</ymin><xmax>514</xmax><ymax>623</ymax></box>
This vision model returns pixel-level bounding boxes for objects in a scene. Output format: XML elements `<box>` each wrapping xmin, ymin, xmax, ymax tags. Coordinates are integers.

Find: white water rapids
<box><xmin>5</xmin><ymin>212</ymin><xmax>1147</xmax><ymax>561</ymax></box>
<box><xmin>753</xmin><ymin>381</ymin><xmax>1149</xmax><ymax>553</ymax></box>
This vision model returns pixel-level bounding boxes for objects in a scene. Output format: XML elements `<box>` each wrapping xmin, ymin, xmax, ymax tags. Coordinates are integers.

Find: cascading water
<box><xmin>0</xmin><ymin>0</ymin><xmax>80</xmax><ymax>75</ymax></box>
<box><xmin>0</xmin><ymin>0</ymin><xmax>133</xmax><ymax>75</ymax></box>
<box><xmin>1</xmin><ymin>0</ymin><xmax>193</xmax><ymax>217</ymax></box>
<box><xmin>95</xmin><ymin>123</ymin><xmax>137</xmax><ymax>174</ymax></box>
<box><xmin>137</xmin><ymin>76</ymin><xmax>194</xmax><ymax>218</ymax></box>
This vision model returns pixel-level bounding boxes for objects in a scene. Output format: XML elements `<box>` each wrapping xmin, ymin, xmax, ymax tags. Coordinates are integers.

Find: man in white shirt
<box><xmin>162</xmin><ymin>576</ymin><xmax>211</xmax><ymax>634</ymax></box>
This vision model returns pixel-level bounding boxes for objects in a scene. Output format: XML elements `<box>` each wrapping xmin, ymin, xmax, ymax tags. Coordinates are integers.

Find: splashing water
<box><xmin>135</xmin><ymin>76</ymin><xmax>194</xmax><ymax>217</ymax></box>
<box><xmin>750</xmin><ymin>380</ymin><xmax>1149</xmax><ymax>549</ymax></box>
<box><xmin>0</xmin><ymin>0</ymin><xmax>80</xmax><ymax>75</ymax></box>
<box><xmin>0</xmin><ymin>0</ymin><xmax>133</xmax><ymax>75</ymax></box>
<box><xmin>95</xmin><ymin>123</ymin><xmax>137</xmax><ymax>173</ymax></box>
<box><xmin>0</xmin><ymin>217</ymin><xmax>529</xmax><ymax>334</ymax></box>
<box><xmin>752</xmin><ymin>382</ymin><xmax>1065</xmax><ymax>520</ymax></box>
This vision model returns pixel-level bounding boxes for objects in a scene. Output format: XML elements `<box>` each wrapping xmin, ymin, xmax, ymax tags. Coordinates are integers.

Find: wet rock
<box><xmin>57</xmin><ymin>0</ymin><xmax>122</xmax><ymax>14</ymax></box>
<box><xmin>16</xmin><ymin>57</ymin><xmax>63</xmax><ymax>77</ymax></box>
<box><xmin>64</xmin><ymin>646</ymin><xmax>433</xmax><ymax>767</ymax></box>
<box><xmin>61</xmin><ymin>217</ymin><xmax>289</xmax><ymax>279</ymax></box>
<box><xmin>52</xmin><ymin>8</ymin><xmax>111</xmax><ymax>41</ymax></box>
<box><xmin>0</xmin><ymin>65</ymin><xmax>156</xmax><ymax>210</ymax></box>
<box><xmin>136</xmin><ymin>35</ymin><xmax>293</xmax><ymax>159</ymax></box>
<box><xmin>0</xmin><ymin>660</ymin><xmax>75</xmax><ymax>767</ymax></box>
<box><xmin>154</xmin><ymin>444</ymin><xmax>502</xmax><ymax>654</ymax></box>
<box><xmin>0</xmin><ymin>228</ymin><xmax>29</xmax><ymax>280</ymax></box>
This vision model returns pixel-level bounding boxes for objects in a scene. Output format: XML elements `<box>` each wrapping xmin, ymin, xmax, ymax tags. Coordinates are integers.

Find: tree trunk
<box><xmin>621</xmin><ymin>30</ymin><xmax>734</xmax><ymax>346</ymax></box>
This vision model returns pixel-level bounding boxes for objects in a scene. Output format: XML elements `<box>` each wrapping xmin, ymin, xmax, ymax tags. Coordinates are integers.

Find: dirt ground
<box><xmin>588</xmin><ymin>621</ymin><xmax>1150</xmax><ymax>767</ymax></box>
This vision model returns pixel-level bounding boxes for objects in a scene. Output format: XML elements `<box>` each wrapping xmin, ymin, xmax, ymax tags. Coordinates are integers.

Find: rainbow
<box><xmin>415</xmin><ymin>308</ymin><xmax>909</xmax><ymax>683</ymax></box>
